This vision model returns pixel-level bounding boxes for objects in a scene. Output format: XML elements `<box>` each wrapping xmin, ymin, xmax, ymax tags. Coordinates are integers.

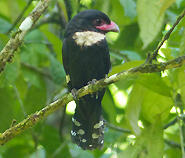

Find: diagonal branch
<box><xmin>0</xmin><ymin>0</ymin><xmax>52</xmax><ymax>74</ymax></box>
<box><xmin>1</xmin><ymin>55</ymin><xmax>185</xmax><ymax>145</ymax></box>
<box><xmin>6</xmin><ymin>0</ymin><xmax>34</xmax><ymax>35</ymax></box>
<box><xmin>146</xmin><ymin>9</ymin><xmax>185</xmax><ymax>64</ymax></box>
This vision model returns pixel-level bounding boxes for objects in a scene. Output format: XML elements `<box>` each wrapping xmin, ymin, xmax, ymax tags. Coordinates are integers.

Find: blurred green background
<box><xmin>0</xmin><ymin>0</ymin><xmax>185</xmax><ymax>157</ymax></box>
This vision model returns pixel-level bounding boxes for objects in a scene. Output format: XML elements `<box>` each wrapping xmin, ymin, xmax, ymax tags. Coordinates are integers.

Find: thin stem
<box><xmin>146</xmin><ymin>9</ymin><xmax>185</xmax><ymax>64</ymax></box>
<box><xmin>104</xmin><ymin>121</ymin><xmax>131</xmax><ymax>133</ymax></box>
<box><xmin>13</xmin><ymin>85</ymin><xmax>27</xmax><ymax>117</ymax></box>
<box><xmin>6</xmin><ymin>0</ymin><xmax>34</xmax><ymax>35</ymax></box>
<box><xmin>173</xmin><ymin>91</ymin><xmax>185</xmax><ymax>157</ymax></box>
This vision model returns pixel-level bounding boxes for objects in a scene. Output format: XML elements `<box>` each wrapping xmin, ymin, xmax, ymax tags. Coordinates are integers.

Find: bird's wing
<box><xmin>104</xmin><ymin>42</ymin><xmax>111</xmax><ymax>75</ymax></box>
<box><xmin>62</xmin><ymin>38</ymin><xmax>72</xmax><ymax>90</ymax></box>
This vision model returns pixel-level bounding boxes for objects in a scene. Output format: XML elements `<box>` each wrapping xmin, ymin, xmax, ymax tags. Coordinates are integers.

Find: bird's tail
<box><xmin>71</xmin><ymin>93</ymin><xmax>105</xmax><ymax>150</ymax></box>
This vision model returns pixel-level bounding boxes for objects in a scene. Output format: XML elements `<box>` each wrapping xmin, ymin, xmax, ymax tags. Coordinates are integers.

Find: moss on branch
<box><xmin>1</xmin><ymin>55</ymin><xmax>185</xmax><ymax>145</ymax></box>
<box><xmin>0</xmin><ymin>0</ymin><xmax>52</xmax><ymax>74</ymax></box>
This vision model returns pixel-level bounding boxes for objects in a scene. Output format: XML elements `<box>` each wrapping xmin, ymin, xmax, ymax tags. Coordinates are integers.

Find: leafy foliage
<box><xmin>0</xmin><ymin>0</ymin><xmax>185</xmax><ymax>158</ymax></box>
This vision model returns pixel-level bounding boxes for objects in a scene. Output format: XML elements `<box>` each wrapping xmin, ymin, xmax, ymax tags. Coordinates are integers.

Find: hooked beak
<box><xmin>96</xmin><ymin>21</ymin><xmax>119</xmax><ymax>33</ymax></box>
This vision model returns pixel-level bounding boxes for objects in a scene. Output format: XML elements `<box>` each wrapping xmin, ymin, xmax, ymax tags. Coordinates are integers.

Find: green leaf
<box><xmin>6</xmin><ymin>0</ymin><xmax>20</xmax><ymax>23</ymax></box>
<box><xmin>120</xmin><ymin>51</ymin><xmax>141</xmax><ymax>60</ymax></box>
<box><xmin>109</xmin><ymin>0</ymin><xmax>126</xmax><ymax>26</ymax></box>
<box><xmin>102</xmin><ymin>88</ymin><xmax>117</xmax><ymax>124</ymax></box>
<box><xmin>118</xmin><ymin>123</ymin><xmax>149</xmax><ymax>158</ymax></box>
<box><xmin>109</xmin><ymin>51</ymin><xmax>126</xmax><ymax>61</ymax></box>
<box><xmin>0</xmin><ymin>53</ymin><xmax>20</xmax><ymax>86</ymax></box>
<box><xmin>22</xmin><ymin>30</ymin><xmax>49</xmax><ymax>66</ymax></box>
<box><xmin>125</xmin><ymin>83</ymin><xmax>146</xmax><ymax>135</ymax></box>
<box><xmin>137</xmin><ymin>0</ymin><xmax>164</xmax><ymax>48</ymax></box>
<box><xmin>119</xmin><ymin>117</ymin><xmax>163</xmax><ymax>158</ymax></box>
<box><xmin>14</xmin><ymin>74</ymin><xmax>28</xmax><ymax>100</ymax></box>
<box><xmin>112</xmin><ymin>23</ymin><xmax>140</xmax><ymax>50</ymax></box>
<box><xmin>137</xmin><ymin>73</ymin><xmax>171</xmax><ymax>97</ymax></box>
<box><xmin>164</xmin><ymin>148</ymin><xmax>181</xmax><ymax>158</ymax></box>
<box><xmin>158</xmin><ymin>0</ymin><xmax>176</xmax><ymax>19</ymax></box>
<box><xmin>118</xmin><ymin>143</ymin><xmax>140</xmax><ymax>158</ymax></box>
<box><xmin>0</xmin><ymin>87</ymin><xmax>14</xmax><ymax>131</ymax></box>
<box><xmin>2</xmin><ymin>136</ymin><xmax>34</xmax><ymax>158</ymax></box>
<box><xmin>104</xmin><ymin>129</ymin><xmax>123</xmax><ymax>144</ymax></box>
<box><xmin>175</xmin><ymin>0</ymin><xmax>184</xmax><ymax>8</ymax></box>
<box><xmin>68</xmin><ymin>143</ymin><xmax>95</xmax><ymax>158</ymax></box>
<box><xmin>180</xmin><ymin>29</ymin><xmax>185</xmax><ymax>55</ymax></box>
<box><xmin>160</xmin><ymin>48</ymin><xmax>174</xmax><ymax>60</ymax></box>
<box><xmin>119</xmin><ymin>0</ymin><xmax>137</xmax><ymax>19</ymax></box>
<box><xmin>0</xmin><ymin>32</ymin><xmax>9</xmax><ymax>49</ymax></box>
<box><xmin>0</xmin><ymin>1</ymin><xmax>10</xmax><ymax>18</ymax></box>
<box><xmin>176</xmin><ymin>66</ymin><xmax>185</xmax><ymax>107</ymax></box>
<box><xmin>40</xmin><ymin>28</ymin><xmax>63</xmax><ymax>63</ymax></box>
<box><xmin>21</xmin><ymin>66</ymin><xmax>45</xmax><ymax>88</ymax></box>
<box><xmin>40</xmin><ymin>125</ymin><xmax>66</xmax><ymax>157</ymax></box>
<box><xmin>23</xmin><ymin>84</ymin><xmax>47</xmax><ymax>114</ymax></box>
<box><xmin>0</xmin><ymin>33</ymin><xmax>9</xmax><ymax>49</ymax></box>
<box><xmin>30</xmin><ymin>147</ymin><xmax>46</xmax><ymax>158</ymax></box>
<box><xmin>48</xmin><ymin>53</ymin><xmax>66</xmax><ymax>84</ymax></box>
<box><xmin>109</xmin><ymin>60</ymin><xmax>145</xmax><ymax>76</ymax></box>
<box><xmin>141</xmin><ymin>89</ymin><xmax>172</xmax><ymax>123</ymax></box>
<box><xmin>147</xmin><ymin>117</ymin><xmax>163</xmax><ymax>158</ymax></box>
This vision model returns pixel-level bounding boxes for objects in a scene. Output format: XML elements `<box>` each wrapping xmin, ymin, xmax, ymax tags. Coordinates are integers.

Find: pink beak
<box><xmin>96</xmin><ymin>21</ymin><xmax>120</xmax><ymax>33</ymax></box>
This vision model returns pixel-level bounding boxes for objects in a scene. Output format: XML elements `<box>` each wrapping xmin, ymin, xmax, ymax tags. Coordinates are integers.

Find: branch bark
<box><xmin>146</xmin><ymin>9</ymin><xmax>185</xmax><ymax>63</ymax></box>
<box><xmin>1</xmin><ymin>55</ymin><xmax>185</xmax><ymax>145</ymax></box>
<box><xmin>0</xmin><ymin>0</ymin><xmax>52</xmax><ymax>73</ymax></box>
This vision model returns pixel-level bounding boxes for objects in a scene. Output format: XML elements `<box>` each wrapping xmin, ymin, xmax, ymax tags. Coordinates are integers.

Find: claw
<box><xmin>71</xmin><ymin>88</ymin><xmax>85</xmax><ymax>102</ymax></box>
<box><xmin>87</xmin><ymin>79</ymin><xmax>97</xmax><ymax>85</ymax></box>
<box><xmin>71</xmin><ymin>88</ymin><xmax>78</xmax><ymax>101</ymax></box>
<box><xmin>87</xmin><ymin>79</ymin><xmax>98</xmax><ymax>99</ymax></box>
<box><xmin>95</xmin><ymin>91</ymin><xmax>98</xmax><ymax>99</ymax></box>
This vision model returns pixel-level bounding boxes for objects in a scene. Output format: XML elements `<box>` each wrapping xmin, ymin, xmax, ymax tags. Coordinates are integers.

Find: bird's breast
<box><xmin>72</xmin><ymin>31</ymin><xmax>105</xmax><ymax>47</ymax></box>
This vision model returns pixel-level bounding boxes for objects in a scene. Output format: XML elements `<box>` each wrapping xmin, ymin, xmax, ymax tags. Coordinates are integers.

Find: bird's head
<box><xmin>65</xmin><ymin>9</ymin><xmax>119</xmax><ymax>36</ymax></box>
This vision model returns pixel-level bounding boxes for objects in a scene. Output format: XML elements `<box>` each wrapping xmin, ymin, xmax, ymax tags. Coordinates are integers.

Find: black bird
<box><xmin>62</xmin><ymin>9</ymin><xmax>119</xmax><ymax>150</ymax></box>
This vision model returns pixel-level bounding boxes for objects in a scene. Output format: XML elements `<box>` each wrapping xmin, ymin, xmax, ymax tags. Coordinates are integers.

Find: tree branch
<box><xmin>104</xmin><ymin>121</ymin><xmax>131</xmax><ymax>133</ymax></box>
<box><xmin>146</xmin><ymin>9</ymin><xmax>185</xmax><ymax>64</ymax></box>
<box><xmin>0</xmin><ymin>0</ymin><xmax>52</xmax><ymax>74</ymax></box>
<box><xmin>1</xmin><ymin>55</ymin><xmax>185</xmax><ymax>145</ymax></box>
<box><xmin>21</xmin><ymin>62</ymin><xmax>52</xmax><ymax>79</ymax></box>
<box><xmin>6</xmin><ymin>0</ymin><xmax>34</xmax><ymax>35</ymax></box>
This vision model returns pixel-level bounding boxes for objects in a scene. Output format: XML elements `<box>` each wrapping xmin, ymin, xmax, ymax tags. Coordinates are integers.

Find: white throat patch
<box><xmin>72</xmin><ymin>31</ymin><xmax>105</xmax><ymax>46</ymax></box>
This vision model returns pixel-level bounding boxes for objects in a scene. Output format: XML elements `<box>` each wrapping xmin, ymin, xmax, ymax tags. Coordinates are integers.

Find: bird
<box><xmin>62</xmin><ymin>9</ymin><xmax>119</xmax><ymax>150</ymax></box>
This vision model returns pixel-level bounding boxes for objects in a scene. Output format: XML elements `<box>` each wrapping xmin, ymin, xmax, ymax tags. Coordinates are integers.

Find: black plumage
<box><xmin>62</xmin><ymin>9</ymin><xmax>119</xmax><ymax>150</ymax></box>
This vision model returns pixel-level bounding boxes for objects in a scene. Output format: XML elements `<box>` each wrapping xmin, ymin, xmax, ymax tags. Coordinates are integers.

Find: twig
<box><xmin>164</xmin><ymin>114</ymin><xmax>185</xmax><ymax>130</ymax></box>
<box><xmin>164</xmin><ymin>139</ymin><xmax>181</xmax><ymax>149</ymax></box>
<box><xmin>30</xmin><ymin>11</ymin><xmax>63</xmax><ymax>31</ymax></box>
<box><xmin>6</xmin><ymin>0</ymin><xmax>34</xmax><ymax>35</ymax></box>
<box><xmin>106</xmin><ymin>115</ymin><xmax>182</xmax><ymax>132</ymax></box>
<box><xmin>104</xmin><ymin>121</ymin><xmax>131</xmax><ymax>133</ymax></box>
<box><xmin>175</xmin><ymin>100</ymin><xmax>185</xmax><ymax>157</ymax></box>
<box><xmin>163</xmin><ymin>117</ymin><xmax>177</xmax><ymax>129</ymax></box>
<box><xmin>21</xmin><ymin>62</ymin><xmax>52</xmax><ymax>79</ymax></box>
<box><xmin>146</xmin><ymin>9</ymin><xmax>185</xmax><ymax>64</ymax></box>
<box><xmin>1</xmin><ymin>55</ymin><xmax>185</xmax><ymax>145</ymax></box>
<box><xmin>64</xmin><ymin>0</ymin><xmax>72</xmax><ymax>21</ymax></box>
<box><xmin>30</xmin><ymin>2</ymin><xmax>67</xmax><ymax>31</ymax></box>
<box><xmin>0</xmin><ymin>0</ymin><xmax>52</xmax><ymax>74</ymax></box>
<box><xmin>13</xmin><ymin>85</ymin><xmax>27</xmax><ymax>117</ymax></box>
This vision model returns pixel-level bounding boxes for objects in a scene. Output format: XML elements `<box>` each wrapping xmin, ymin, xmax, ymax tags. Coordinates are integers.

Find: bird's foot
<box><xmin>87</xmin><ymin>79</ymin><xmax>98</xmax><ymax>99</ymax></box>
<box><xmin>71</xmin><ymin>88</ymin><xmax>78</xmax><ymax>101</ymax></box>
<box><xmin>87</xmin><ymin>79</ymin><xmax>97</xmax><ymax>85</ymax></box>
<box><xmin>71</xmin><ymin>88</ymin><xmax>85</xmax><ymax>102</ymax></box>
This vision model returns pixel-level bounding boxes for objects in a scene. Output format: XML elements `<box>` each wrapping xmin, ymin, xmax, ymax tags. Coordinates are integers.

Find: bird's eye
<box><xmin>96</xmin><ymin>19</ymin><xmax>102</xmax><ymax>25</ymax></box>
